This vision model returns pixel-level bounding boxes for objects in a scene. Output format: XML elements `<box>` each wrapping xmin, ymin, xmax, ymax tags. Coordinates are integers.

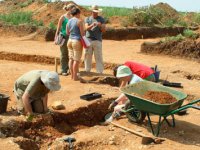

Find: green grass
<box><xmin>161</xmin><ymin>34</ymin><xmax>185</xmax><ymax>43</ymax></box>
<box><xmin>19</xmin><ymin>0</ymin><xmax>34</xmax><ymax>8</ymax></box>
<box><xmin>0</xmin><ymin>11</ymin><xmax>43</xmax><ymax>26</ymax></box>
<box><xmin>48</xmin><ymin>21</ymin><xmax>57</xmax><ymax>30</ymax></box>
<box><xmin>83</xmin><ymin>6</ymin><xmax>132</xmax><ymax>18</ymax></box>
<box><xmin>183</xmin><ymin>29</ymin><xmax>198</xmax><ymax>39</ymax></box>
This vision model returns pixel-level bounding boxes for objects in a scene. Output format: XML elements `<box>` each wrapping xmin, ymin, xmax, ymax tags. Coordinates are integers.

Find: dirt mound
<box><xmin>0</xmin><ymin>0</ymin><xmax>90</xmax><ymax>26</ymax></box>
<box><xmin>153</xmin><ymin>2</ymin><xmax>179</xmax><ymax>22</ymax></box>
<box><xmin>141</xmin><ymin>39</ymin><xmax>200</xmax><ymax>60</ymax></box>
<box><xmin>143</xmin><ymin>91</ymin><xmax>177</xmax><ymax>104</ymax></box>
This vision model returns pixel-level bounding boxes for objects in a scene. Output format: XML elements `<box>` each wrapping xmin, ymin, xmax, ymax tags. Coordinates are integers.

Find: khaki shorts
<box><xmin>67</xmin><ymin>39</ymin><xmax>83</xmax><ymax>61</ymax></box>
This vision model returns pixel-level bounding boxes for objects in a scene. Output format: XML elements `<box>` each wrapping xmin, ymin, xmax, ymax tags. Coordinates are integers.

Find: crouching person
<box><xmin>106</xmin><ymin>66</ymin><xmax>143</xmax><ymax>122</ymax></box>
<box><xmin>14</xmin><ymin>70</ymin><xmax>61</xmax><ymax>117</ymax></box>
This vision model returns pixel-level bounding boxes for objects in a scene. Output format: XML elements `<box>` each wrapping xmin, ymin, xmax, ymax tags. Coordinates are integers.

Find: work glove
<box><xmin>108</xmin><ymin>101</ymin><xmax>118</xmax><ymax>110</ymax></box>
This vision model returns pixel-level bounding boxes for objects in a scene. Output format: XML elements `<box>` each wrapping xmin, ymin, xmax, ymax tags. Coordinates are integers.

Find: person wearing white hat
<box><xmin>84</xmin><ymin>5</ymin><xmax>106</xmax><ymax>74</ymax></box>
<box><xmin>106</xmin><ymin>66</ymin><xmax>143</xmax><ymax>122</ymax></box>
<box><xmin>13</xmin><ymin>70</ymin><xmax>61</xmax><ymax>116</ymax></box>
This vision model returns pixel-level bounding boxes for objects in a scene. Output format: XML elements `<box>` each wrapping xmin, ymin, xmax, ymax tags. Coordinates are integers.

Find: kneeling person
<box><xmin>14</xmin><ymin>70</ymin><xmax>61</xmax><ymax>115</ymax></box>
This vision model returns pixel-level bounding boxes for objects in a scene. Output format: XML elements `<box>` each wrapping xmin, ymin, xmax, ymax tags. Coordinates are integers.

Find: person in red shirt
<box><xmin>113</xmin><ymin>61</ymin><xmax>155</xmax><ymax>88</ymax></box>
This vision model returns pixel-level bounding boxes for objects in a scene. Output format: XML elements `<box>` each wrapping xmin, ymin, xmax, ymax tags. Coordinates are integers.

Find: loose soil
<box><xmin>141</xmin><ymin>38</ymin><xmax>200</xmax><ymax>60</ymax></box>
<box><xmin>142</xmin><ymin>91</ymin><xmax>177</xmax><ymax>104</ymax></box>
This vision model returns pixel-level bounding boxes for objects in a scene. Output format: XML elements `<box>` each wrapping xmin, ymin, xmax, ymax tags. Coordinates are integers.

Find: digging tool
<box><xmin>55</xmin><ymin>57</ymin><xmax>58</xmax><ymax>73</ymax></box>
<box><xmin>110</xmin><ymin>122</ymin><xmax>165</xmax><ymax>144</ymax></box>
<box><xmin>64</xmin><ymin>137</ymin><xmax>76</xmax><ymax>150</ymax></box>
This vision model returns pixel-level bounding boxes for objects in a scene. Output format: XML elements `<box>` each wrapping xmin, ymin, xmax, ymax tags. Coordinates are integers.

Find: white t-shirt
<box><xmin>129</xmin><ymin>74</ymin><xmax>143</xmax><ymax>84</ymax></box>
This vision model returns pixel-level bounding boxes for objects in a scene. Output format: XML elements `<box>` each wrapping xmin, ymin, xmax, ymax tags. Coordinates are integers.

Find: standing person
<box><xmin>67</xmin><ymin>8</ymin><xmax>85</xmax><ymax>81</ymax></box>
<box><xmin>84</xmin><ymin>5</ymin><xmax>106</xmax><ymax>74</ymax></box>
<box><xmin>13</xmin><ymin>70</ymin><xmax>61</xmax><ymax>117</ymax></box>
<box><xmin>54</xmin><ymin>3</ymin><xmax>76</xmax><ymax>76</ymax></box>
<box><xmin>113</xmin><ymin>61</ymin><xmax>155</xmax><ymax>88</ymax></box>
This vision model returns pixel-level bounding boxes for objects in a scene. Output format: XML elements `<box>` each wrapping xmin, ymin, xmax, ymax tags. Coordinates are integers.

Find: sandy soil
<box><xmin>0</xmin><ymin>37</ymin><xmax>200</xmax><ymax>150</ymax></box>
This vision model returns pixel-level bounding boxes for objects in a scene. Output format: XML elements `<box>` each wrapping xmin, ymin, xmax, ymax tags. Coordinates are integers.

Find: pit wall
<box><xmin>0</xmin><ymin>24</ymin><xmax>185</xmax><ymax>41</ymax></box>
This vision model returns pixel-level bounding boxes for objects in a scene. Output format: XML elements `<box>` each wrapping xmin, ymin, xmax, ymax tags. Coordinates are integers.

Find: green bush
<box><xmin>161</xmin><ymin>34</ymin><xmax>185</xmax><ymax>43</ymax></box>
<box><xmin>19</xmin><ymin>0</ymin><xmax>33</xmax><ymax>8</ymax></box>
<box><xmin>128</xmin><ymin>6</ymin><xmax>166</xmax><ymax>26</ymax></box>
<box><xmin>192</xmin><ymin>13</ymin><xmax>200</xmax><ymax>24</ymax></box>
<box><xmin>164</xmin><ymin>19</ymin><xmax>177</xmax><ymax>27</ymax></box>
<box><xmin>0</xmin><ymin>11</ymin><xmax>43</xmax><ymax>26</ymax></box>
<box><xmin>48</xmin><ymin>22</ymin><xmax>57</xmax><ymax>30</ymax></box>
<box><xmin>183</xmin><ymin>29</ymin><xmax>198</xmax><ymax>39</ymax></box>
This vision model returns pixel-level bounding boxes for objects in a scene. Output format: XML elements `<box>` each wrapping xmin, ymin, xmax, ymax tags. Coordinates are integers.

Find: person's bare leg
<box><xmin>73</xmin><ymin>60</ymin><xmax>79</xmax><ymax>81</ymax></box>
<box><xmin>69</xmin><ymin>59</ymin><xmax>74</xmax><ymax>79</ymax></box>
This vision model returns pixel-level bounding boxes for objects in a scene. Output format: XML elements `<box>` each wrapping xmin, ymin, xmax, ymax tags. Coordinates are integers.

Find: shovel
<box><xmin>110</xmin><ymin>122</ymin><xmax>165</xmax><ymax>144</ymax></box>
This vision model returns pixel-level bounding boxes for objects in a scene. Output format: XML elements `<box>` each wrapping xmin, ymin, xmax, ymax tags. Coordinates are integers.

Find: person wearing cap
<box><xmin>67</xmin><ymin>8</ymin><xmax>85</xmax><ymax>81</ymax></box>
<box><xmin>113</xmin><ymin>61</ymin><xmax>155</xmax><ymax>88</ymax></box>
<box><xmin>54</xmin><ymin>3</ymin><xmax>76</xmax><ymax>76</ymax></box>
<box><xmin>106</xmin><ymin>66</ymin><xmax>143</xmax><ymax>122</ymax></box>
<box><xmin>13</xmin><ymin>70</ymin><xmax>61</xmax><ymax>116</ymax></box>
<box><xmin>84</xmin><ymin>5</ymin><xmax>106</xmax><ymax>74</ymax></box>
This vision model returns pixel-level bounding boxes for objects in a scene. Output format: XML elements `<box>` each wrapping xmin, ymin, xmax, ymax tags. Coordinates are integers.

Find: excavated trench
<box><xmin>0</xmin><ymin>51</ymin><xmax>118</xmax><ymax>70</ymax></box>
<box><xmin>0</xmin><ymin>97</ymin><xmax>115</xmax><ymax>149</ymax></box>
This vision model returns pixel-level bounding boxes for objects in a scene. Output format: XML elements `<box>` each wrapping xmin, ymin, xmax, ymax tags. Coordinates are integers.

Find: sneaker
<box><xmin>62</xmin><ymin>72</ymin><xmax>68</xmax><ymax>76</ymax></box>
<box><xmin>58</xmin><ymin>72</ymin><xmax>69</xmax><ymax>76</ymax></box>
<box><xmin>113</xmin><ymin>111</ymin><xmax>121</xmax><ymax>119</ymax></box>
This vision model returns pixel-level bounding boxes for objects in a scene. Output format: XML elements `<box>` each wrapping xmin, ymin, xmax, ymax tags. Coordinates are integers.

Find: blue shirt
<box><xmin>67</xmin><ymin>18</ymin><xmax>81</xmax><ymax>40</ymax></box>
<box><xmin>85</xmin><ymin>16</ymin><xmax>105</xmax><ymax>41</ymax></box>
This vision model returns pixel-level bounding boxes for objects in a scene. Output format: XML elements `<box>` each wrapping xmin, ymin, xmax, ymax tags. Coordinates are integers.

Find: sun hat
<box><xmin>63</xmin><ymin>3</ymin><xmax>76</xmax><ymax>10</ymax></box>
<box><xmin>116</xmin><ymin>65</ymin><xmax>132</xmax><ymax>78</ymax></box>
<box><xmin>90</xmin><ymin>5</ymin><xmax>102</xmax><ymax>13</ymax></box>
<box><xmin>41</xmin><ymin>71</ymin><xmax>61</xmax><ymax>91</ymax></box>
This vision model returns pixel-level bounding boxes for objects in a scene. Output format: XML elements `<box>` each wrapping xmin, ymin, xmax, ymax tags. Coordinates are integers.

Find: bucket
<box><xmin>154</xmin><ymin>71</ymin><xmax>160</xmax><ymax>82</ymax></box>
<box><xmin>0</xmin><ymin>94</ymin><xmax>9</xmax><ymax>113</ymax></box>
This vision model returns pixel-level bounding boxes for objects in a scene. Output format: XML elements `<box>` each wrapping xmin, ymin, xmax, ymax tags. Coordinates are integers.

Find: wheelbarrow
<box><xmin>120</xmin><ymin>81</ymin><xmax>200</xmax><ymax>136</ymax></box>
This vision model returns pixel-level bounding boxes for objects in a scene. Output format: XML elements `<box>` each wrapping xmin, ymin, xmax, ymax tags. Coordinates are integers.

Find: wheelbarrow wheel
<box><xmin>126</xmin><ymin>106</ymin><xmax>146</xmax><ymax>123</ymax></box>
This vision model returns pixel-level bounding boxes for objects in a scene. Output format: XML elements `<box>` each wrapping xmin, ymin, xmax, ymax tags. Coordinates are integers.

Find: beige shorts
<box><xmin>67</xmin><ymin>39</ymin><xmax>83</xmax><ymax>61</ymax></box>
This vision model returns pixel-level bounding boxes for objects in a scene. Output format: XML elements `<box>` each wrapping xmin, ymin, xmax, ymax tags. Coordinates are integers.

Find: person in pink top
<box><xmin>113</xmin><ymin>61</ymin><xmax>155</xmax><ymax>88</ymax></box>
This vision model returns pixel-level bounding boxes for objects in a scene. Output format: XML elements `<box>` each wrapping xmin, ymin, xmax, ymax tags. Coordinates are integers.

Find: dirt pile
<box><xmin>142</xmin><ymin>91</ymin><xmax>177</xmax><ymax>104</ymax></box>
<box><xmin>0</xmin><ymin>0</ymin><xmax>90</xmax><ymax>26</ymax></box>
<box><xmin>141</xmin><ymin>39</ymin><xmax>200</xmax><ymax>60</ymax></box>
<box><xmin>153</xmin><ymin>2</ymin><xmax>179</xmax><ymax>21</ymax></box>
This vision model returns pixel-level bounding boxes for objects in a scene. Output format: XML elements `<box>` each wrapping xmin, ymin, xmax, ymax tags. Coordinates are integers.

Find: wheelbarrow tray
<box><xmin>120</xmin><ymin>81</ymin><xmax>187</xmax><ymax>115</ymax></box>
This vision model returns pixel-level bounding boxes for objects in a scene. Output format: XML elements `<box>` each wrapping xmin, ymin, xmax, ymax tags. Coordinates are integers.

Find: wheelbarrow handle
<box><xmin>166</xmin><ymin>99</ymin><xmax>200</xmax><ymax>116</ymax></box>
<box><xmin>187</xmin><ymin>99</ymin><xmax>200</xmax><ymax>105</ymax></box>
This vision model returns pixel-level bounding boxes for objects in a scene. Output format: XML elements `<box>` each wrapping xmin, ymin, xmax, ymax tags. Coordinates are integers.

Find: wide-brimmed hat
<box><xmin>41</xmin><ymin>71</ymin><xmax>61</xmax><ymax>91</ymax></box>
<box><xmin>116</xmin><ymin>65</ymin><xmax>132</xmax><ymax>78</ymax></box>
<box><xmin>63</xmin><ymin>3</ymin><xmax>76</xmax><ymax>10</ymax></box>
<box><xmin>90</xmin><ymin>5</ymin><xmax>102</xmax><ymax>13</ymax></box>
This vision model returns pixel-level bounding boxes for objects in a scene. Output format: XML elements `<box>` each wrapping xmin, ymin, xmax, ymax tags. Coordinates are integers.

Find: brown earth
<box><xmin>0</xmin><ymin>35</ymin><xmax>200</xmax><ymax>149</ymax></box>
<box><xmin>141</xmin><ymin>38</ymin><xmax>200</xmax><ymax>60</ymax></box>
<box><xmin>0</xmin><ymin>0</ymin><xmax>90</xmax><ymax>26</ymax></box>
<box><xmin>142</xmin><ymin>91</ymin><xmax>177</xmax><ymax>104</ymax></box>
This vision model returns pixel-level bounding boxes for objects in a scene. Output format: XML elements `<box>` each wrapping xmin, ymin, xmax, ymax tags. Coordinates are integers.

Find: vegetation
<box><xmin>128</xmin><ymin>6</ymin><xmax>166</xmax><ymax>26</ymax></box>
<box><xmin>19</xmin><ymin>0</ymin><xmax>34</xmax><ymax>8</ymax></box>
<box><xmin>161</xmin><ymin>34</ymin><xmax>185</xmax><ymax>43</ymax></box>
<box><xmin>0</xmin><ymin>11</ymin><xmax>43</xmax><ymax>26</ymax></box>
<box><xmin>161</xmin><ymin>29</ymin><xmax>199</xmax><ymax>43</ymax></box>
<box><xmin>183</xmin><ymin>29</ymin><xmax>198</xmax><ymax>39</ymax></box>
<box><xmin>192</xmin><ymin>13</ymin><xmax>200</xmax><ymax>24</ymax></box>
<box><xmin>83</xmin><ymin>6</ymin><xmax>132</xmax><ymax>18</ymax></box>
<box><xmin>48</xmin><ymin>21</ymin><xmax>57</xmax><ymax>30</ymax></box>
